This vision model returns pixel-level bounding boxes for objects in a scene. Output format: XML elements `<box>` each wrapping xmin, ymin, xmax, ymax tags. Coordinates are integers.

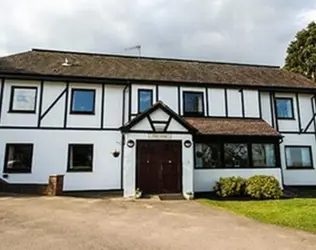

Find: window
<box><xmin>195</xmin><ymin>143</ymin><xmax>222</xmax><ymax>168</ymax></box>
<box><xmin>183</xmin><ymin>91</ymin><xmax>204</xmax><ymax>116</ymax></box>
<box><xmin>71</xmin><ymin>89</ymin><xmax>95</xmax><ymax>114</ymax></box>
<box><xmin>276</xmin><ymin>98</ymin><xmax>294</xmax><ymax>119</ymax></box>
<box><xmin>224</xmin><ymin>143</ymin><xmax>249</xmax><ymax>167</ymax></box>
<box><xmin>285</xmin><ymin>146</ymin><xmax>313</xmax><ymax>169</ymax></box>
<box><xmin>3</xmin><ymin>144</ymin><xmax>33</xmax><ymax>173</ymax></box>
<box><xmin>68</xmin><ymin>144</ymin><xmax>93</xmax><ymax>172</ymax></box>
<box><xmin>138</xmin><ymin>89</ymin><xmax>153</xmax><ymax>112</ymax></box>
<box><xmin>252</xmin><ymin>144</ymin><xmax>276</xmax><ymax>167</ymax></box>
<box><xmin>194</xmin><ymin>141</ymin><xmax>279</xmax><ymax>169</ymax></box>
<box><xmin>9</xmin><ymin>86</ymin><xmax>37</xmax><ymax>113</ymax></box>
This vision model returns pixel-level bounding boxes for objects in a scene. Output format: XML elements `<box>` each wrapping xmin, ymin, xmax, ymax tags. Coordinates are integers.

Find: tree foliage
<box><xmin>284</xmin><ymin>21</ymin><xmax>316</xmax><ymax>82</ymax></box>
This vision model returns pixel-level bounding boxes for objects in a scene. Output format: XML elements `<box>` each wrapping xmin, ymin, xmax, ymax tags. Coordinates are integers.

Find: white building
<box><xmin>0</xmin><ymin>48</ymin><xmax>315</xmax><ymax>197</ymax></box>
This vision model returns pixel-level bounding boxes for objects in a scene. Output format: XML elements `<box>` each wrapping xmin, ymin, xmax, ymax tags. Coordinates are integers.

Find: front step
<box><xmin>158</xmin><ymin>193</ymin><xmax>185</xmax><ymax>200</ymax></box>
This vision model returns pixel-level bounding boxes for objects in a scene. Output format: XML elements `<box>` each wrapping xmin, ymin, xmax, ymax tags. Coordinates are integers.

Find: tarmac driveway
<box><xmin>1</xmin><ymin>195</ymin><xmax>316</xmax><ymax>250</ymax></box>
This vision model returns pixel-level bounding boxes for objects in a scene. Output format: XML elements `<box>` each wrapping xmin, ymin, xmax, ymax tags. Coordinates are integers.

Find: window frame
<box><xmin>275</xmin><ymin>97</ymin><xmax>295</xmax><ymax>120</ymax></box>
<box><xmin>182</xmin><ymin>91</ymin><xmax>205</xmax><ymax>117</ymax></box>
<box><xmin>223</xmin><ymin>143</ymin><xmax>250</xmax><ymax>168</ymax></box>
<box><xmin>70</xmin><ymin>88</ymin><xmax>96</xmax><ymax>115</ymax></box>
<box><xmin>137</xmin><ymin>89</ymin><xmax>153</xmax><ymax>113</ymax></box>
<box><xmin>285</xmin><ymin>145</ymin><xmax>314</xmax><ymax>170</ymax></box>
<box><xmin>67</xmin><ymin>144</ymin><xmax>94</xmax><ymax>172</ymax></box>
<box><xmin>9</xmin><ymin>86</ymin><xmax>38</xmax><ymax>113</ymax></box>
<box><xmin>194</xmin><ymin>143</ymin><xmax>222</xmax><ymax>169</ymax></box>
<box><xmin>251</xmin><ymin>143</ymin><xmax>277</xmax><ymax>168</ymax></box>
<box><xmin>3</xmin><ymin>143</ymin><xmax>34</xmax><ymax>173</ymax></box>
<box><xmin>194</xmin><ymin>139</ymin><xmax>280</xmax><ymax>170</ymax></box>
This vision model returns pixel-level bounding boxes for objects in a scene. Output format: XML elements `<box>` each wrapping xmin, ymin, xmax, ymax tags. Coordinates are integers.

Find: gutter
<box><xmin>120</xmin><ymin>83</ymin><xmax>129</xmax><ymax>190</ymax></box>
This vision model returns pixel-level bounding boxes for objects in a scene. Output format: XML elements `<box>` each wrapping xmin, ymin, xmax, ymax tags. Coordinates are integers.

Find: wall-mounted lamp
<box><xmin>111</xmin><ymin>149</ymin><xmax>120</xmax><ymax>158</ymax></box>
<box><xmin>127</xmin><ymin>140</ymin><xmax>135</xmax><ymax>148</ymax></box>
<box><xmin>184</xmin><ymin>140</ymin><xmax>192</xmax><ymax>148</ymax></box>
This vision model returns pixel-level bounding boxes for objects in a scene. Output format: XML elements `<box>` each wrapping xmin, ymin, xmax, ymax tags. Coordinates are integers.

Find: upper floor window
<box><xmin>3</xmin><ymin>144</ymin><xmax>33</xmax><ymax>173</ymax></box>
<box><xmin>138</xmin><ymin>89</ymin><xmax>153</xmax><ymax>112</ymax></box>
<box><xmin>183</xmin><ymin>91</ymin><xmax>204</xmax><ymax>116</ymax></box>
<box><xmin>285</xmin><ymin>146</ymin><xmax>313</xmax><ymax>169</ymax></box>
<box><xmin>67</xmin><ymin>144</ymin><xmax>93</xmax><ymax>172</ymax></box>
<box><xmin>71</xmin><ymin>89</ymin><xmax>95</xmax><ymax>114</ymax></box>
<box><xmin>275</xmin><ymin>98</ymin><xmax>294</xmax><ymax>119</ymax></box>
<box><xmin>9</xmin><ymin>86</ymin><xmax>37</xmax><ymax>113</ymax></box>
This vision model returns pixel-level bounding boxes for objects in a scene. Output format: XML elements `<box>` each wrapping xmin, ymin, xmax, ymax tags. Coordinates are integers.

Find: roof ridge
<box><xmin>31</xmin><ymin>48</ymin><xmax>280</xmax><ymax>69</ymax></box>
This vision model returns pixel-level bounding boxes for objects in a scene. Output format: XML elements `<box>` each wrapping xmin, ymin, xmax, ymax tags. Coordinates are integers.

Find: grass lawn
<box><xmin>199</xmin><ymin>198</ymin><xmax>316</xmax><ymax>233</ymax></box>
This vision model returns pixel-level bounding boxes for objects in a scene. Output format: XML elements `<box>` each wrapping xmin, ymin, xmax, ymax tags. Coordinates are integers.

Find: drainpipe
<box><xmin>278</xmin><ymin>136</ymin><xmax>285</xmax><ymax>189</ymax></box>
<box><xmin>120</xmin><ymin>83</ymin><xmax>129</xmax><ymax>190</ymax></box>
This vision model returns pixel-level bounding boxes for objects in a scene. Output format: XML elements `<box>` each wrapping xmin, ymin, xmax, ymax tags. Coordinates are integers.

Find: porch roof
<box><xmin>185</xmin><ymin>117</ymin><xmax>281</xmax><ymax>137</ymax></box>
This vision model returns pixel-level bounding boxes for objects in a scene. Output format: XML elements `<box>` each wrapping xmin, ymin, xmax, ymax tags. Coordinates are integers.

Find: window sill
<box><xmin>277</xmin><ymin>117</ymin><xmax>295</xmax><ymax>120</ymax></box>
<box><xmin>70</xmin><ymin>111</ymin><xmax>95</xmax><ymax>115</ymax></box>
<box><xmin>8</xmin><ymin>110</ymin><xmax>36</xmax><ymax>114</ymax></box>
<box><xmin>3</xmin><ymin>170</ymin><xmax>32</xmax><ymax>174</ymax></box>
<box><xmin>67</xmin><ymin>169</ymin><xmax>93</xmax><ymax>173</ymax></box>
<box><xmin>194</xmin><ymin>167</ymin><xmax>280</xmax><ymax>170</ymax></box>
<box><xmin>286</xmin><ymin>167</ymin><xmax>314</xmax><ymax>170</ymax></box>
<box><xmin>183</xmin><ymin>113</ymin><xmax>205</xmax><ymax>117</ymax></box>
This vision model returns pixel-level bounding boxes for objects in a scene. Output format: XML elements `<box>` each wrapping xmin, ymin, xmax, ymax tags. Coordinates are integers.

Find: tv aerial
<box><xmin>124</xmin><ymin>44</ymin><xmax>141</xmax><ymax>58</ymax></box>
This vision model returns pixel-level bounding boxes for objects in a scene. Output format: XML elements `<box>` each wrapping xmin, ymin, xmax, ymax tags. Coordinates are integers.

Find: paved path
<box><xmin>0</xmin><ymin>195</ymin><xmax>316</xmax><ymax>250</ymax></box>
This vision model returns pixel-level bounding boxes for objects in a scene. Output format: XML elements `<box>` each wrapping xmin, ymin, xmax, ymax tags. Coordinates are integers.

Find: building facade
<box><xmin>0</xmin><ymin>49</ymin><xmax>316</xmax><ymax>197</ymax></box>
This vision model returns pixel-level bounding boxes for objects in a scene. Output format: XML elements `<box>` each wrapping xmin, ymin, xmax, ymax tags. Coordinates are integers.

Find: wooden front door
<box><xmin>136</xmin><ymin>141</ymin><xmax>182</xmax><ymax>194</ymax></box>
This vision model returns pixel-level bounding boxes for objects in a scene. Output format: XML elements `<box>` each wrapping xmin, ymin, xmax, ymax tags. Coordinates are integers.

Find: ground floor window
<box><xmin>224</xmin><ymin>143</ymin><xmax>249</xmax><ymax>168</ymax></box>
<box><xmin>195</xmin><ymin>142</ymin><xmax>277</xmax><ymax>169</ymax></box>
<box><xmin>67</xmin><ymin>144</ymin><xmax>93</xmax><ymax>172</ymax></box>
<box><xmin>285</xmin><ymin>146</ymin><xmax>313</xmax><ymax>169</ymax></box>
<box><xmin>252</xmin><ymin>144</ymin><xmax>276</xmax><ymax>167</ymax></box>
<box><xmin>3</xmin><ymin>144</ymin><xmax>33</xmax><ymax>173</ymax></box>
<box><xmin>195</xmin><ymin>143</ymin><xmax>222</xmax><ymax>168</ymax></box>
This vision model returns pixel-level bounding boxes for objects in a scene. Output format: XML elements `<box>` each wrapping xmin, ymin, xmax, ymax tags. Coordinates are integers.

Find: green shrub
<box><xmin>214</xmin><ymin>176</ymin><xmax>246</xmax><ymax>197</ymax></box>
<box><xmin>245</xmin><ymin>175</ymin><xmax>283</xmax><ymax>199</ymax></box>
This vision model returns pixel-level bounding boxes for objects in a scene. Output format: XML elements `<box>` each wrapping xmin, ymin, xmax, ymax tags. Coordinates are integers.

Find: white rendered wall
<box><xmin>298</xmin><ymin>94</ymin><xmax>314</xmax><ymax>132</ymax></box>
<box><xmin>1</xmin><ymin>80</ymin><xmax>41</xmax><ymax>127</ymax></box>
<box><xmin>275</xmin><ymin>93</ymin><xmax>299</xmax><ymax>132</ymax></box>
<box><xmin>41</xmin><ymin>81</ymin><xmax>66</xmax><ymax>127</ymax></box>
<box><xmin>227</xmin><ymin>89</ymin><xmax>242</xmax><ymax>117</ymax></box>
<box><xmin>281</xmin><ymin>134</ymin><xmax>316</xmax><ymax>185</ymax></box>
<box><xmin>158</xmin><ymin>86</ymin><xmax>178</xmax><ymax>112</ymax></box>
<box><xmin>208</xmin><ymin>88</ymin><xmax>226</xmax><ymax>116</ymax></box>
<box><xmin>103</xmin><ymin>85</ymin><xmax>124</xmax><ymax>128</ymax></box>
<box><xmin>243</xmin><ymin>90</ymin><xmax>260</xmax><ymax>118</ymax></box>
<box><xmin>260</xmin><ymin>92</ymin><xmax>272</xmax><ymax>125</ymax></box>
<box><xmin>0</xmin><ymin>80</ymin><xmax>124</xmax><ymax>129</ymax></box>
<box><xmin>0</xmin><ymin>129</ymin><xmax>122</xmax><ymax>191</ymax></box>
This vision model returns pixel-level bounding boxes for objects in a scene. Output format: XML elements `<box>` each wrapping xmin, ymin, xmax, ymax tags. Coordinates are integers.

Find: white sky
<box><xmin>0</xmin><ymin>0</ymin><xmax>315</xmax><ymax>65</ymax></box>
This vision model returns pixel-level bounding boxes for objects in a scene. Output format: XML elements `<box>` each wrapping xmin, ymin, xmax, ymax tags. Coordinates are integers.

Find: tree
<box><xmin>284</xmin><ymin>21</ymin><xmax>316</xmax><ymax>82</ymax></box>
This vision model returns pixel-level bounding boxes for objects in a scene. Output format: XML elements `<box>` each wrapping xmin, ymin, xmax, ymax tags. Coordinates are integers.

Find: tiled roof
<box><xmin>185</xmin><ymin>117</ymin><xmax>281</xmax><ymax>137</ymax></box>
<box><xmin>0</xmin><ymin>48</ymin><xmax>315</xmax><ymax>89</ymax></box>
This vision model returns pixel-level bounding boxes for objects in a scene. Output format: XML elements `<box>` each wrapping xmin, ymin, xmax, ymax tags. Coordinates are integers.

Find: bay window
<box><xmin>224</xmin><ymin>143</ymin><xmax>249</xmax><ymax>168</ymax></box>
<box><xmin>195</xmin><ymin>141</ymin><xmax>278</xmax><ymax>169</ymax></box>
<box><xmin>252</xmin><ymin>144</ymin><xmax>276</xmax><ymax>167</ymax></box>
<box><xmin>195</xmin><ymin>143</ymin><xmax>221</xmax><ymax>168</ymax></box>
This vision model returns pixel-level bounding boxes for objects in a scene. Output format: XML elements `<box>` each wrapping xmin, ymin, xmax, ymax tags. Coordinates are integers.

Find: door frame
<box><xmin>135</xmin><ymin>140</ymin><xmax>183</xmax><ymax>194</ymax></box>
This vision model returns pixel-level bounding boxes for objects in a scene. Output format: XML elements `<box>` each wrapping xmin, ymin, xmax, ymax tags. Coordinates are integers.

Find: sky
<box><xmin>0</xmin><ymin>0</ymin><xmax>315</xmax><ymax>65</ymax></box>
